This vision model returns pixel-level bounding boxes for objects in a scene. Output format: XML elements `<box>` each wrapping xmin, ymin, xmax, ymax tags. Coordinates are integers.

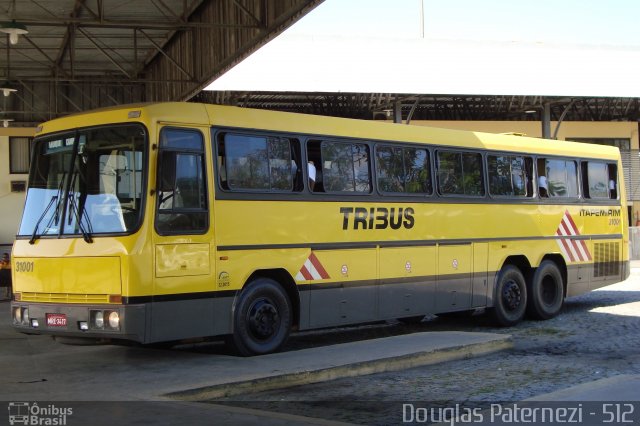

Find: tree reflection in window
<box><xmin>488</xmin><ymin>155</ymin><xmax>532</xmax><ymax>197</ymax></box>
<box><xmin>376</xmin><ymin>146</ymin><xmax>431</xmax><ymax>194</ymax></box>
<box><xmin>437</xmin><ymin>150</ymin><xmax>484</xmax><ymax>196</ymax></box>
<box><xmin>321</xmin><ymin>142</ymin><xmax>371</xmax><ymax>193</ymax></box>
<box><xmin>225</xmin><ymin>134</ymin><xmax>295</xmax><ymax>191</ymax></box>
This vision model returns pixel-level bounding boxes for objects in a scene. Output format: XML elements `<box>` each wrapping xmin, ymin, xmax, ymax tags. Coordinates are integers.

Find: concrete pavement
<box><xmin>527</xmin><ymin>374</ymin><xmax>640</xmax><ymax>401</ymax></box>
<box><xmin>0</xmin><ymin>299</ymin><xmax>511</xmax><ymax>401</ymax></box>
<box><xmin>0</xmin><ymin>300</ymin><xmax>510</xmax><ymax>425</ymax></box>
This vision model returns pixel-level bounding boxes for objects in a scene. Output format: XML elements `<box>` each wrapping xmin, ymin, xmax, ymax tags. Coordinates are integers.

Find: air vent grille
<box><xmin>594</xmin><ymin>242</ymin><xmax>620</xmax><ymax>277</ymax></box>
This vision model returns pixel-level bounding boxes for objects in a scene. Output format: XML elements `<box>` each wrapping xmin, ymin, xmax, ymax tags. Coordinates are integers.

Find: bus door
<box><xmin>436</xmin><ymin>243</ymin><xmax>473</xmax><ymax>312</ymax></box>
<box><xmin>150</xmin><ymin>126</ymin><xmax>215</xmax><ymax>342</ymax></box>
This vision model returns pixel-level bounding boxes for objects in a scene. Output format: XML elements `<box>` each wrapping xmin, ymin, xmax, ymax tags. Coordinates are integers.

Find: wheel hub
<box><xmin>248</xmin><ymin>298</ymin><xmax>280</xmax><ymax>340</ymax></box>
<box><xmin>502</xmin><ymin>280</ymin><xmax>522</xmax><ymax>311</ymax></box>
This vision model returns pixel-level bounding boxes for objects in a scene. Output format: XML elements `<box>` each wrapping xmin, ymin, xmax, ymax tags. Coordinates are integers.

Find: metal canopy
<box><xmin>0</xmin><ymin>0</ymin><xmax>322</xmax><ymax>126</ymax></box>
<box><xmin>196</xmin><ymin>91</ymin><xmax>640</xmax><ymax>123</ymax></box>
<box><xmin>2</xmin><ymin>0</ymin><xmax>638</xmax><ymax>127</ymax></box>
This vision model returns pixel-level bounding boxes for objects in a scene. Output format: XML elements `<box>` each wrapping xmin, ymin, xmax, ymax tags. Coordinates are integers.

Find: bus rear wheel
<box><xmin>230</xmin><ymin>278</ymin><xmax>292</xmax><ymax>356</ymax></box>
<box><xmin>527</xmin><ymin>260</ymin><xmax>564</xmax><ymax>320</ymax></box>
<box><xmin>491</xmin><ymin>265</ymin><xmax>527</xmax><ymax>326</ymax></box>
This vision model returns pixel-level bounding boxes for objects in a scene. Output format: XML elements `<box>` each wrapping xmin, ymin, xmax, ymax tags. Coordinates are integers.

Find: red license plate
<box><xmin>46</xmin><ymin>313</ymin><xmax>67</xmax><ymax>327</ymax></box>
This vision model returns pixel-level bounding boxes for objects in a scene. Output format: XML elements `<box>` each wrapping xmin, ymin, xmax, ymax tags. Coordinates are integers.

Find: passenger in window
<box><xmin>308</xmin><ymin>161</ymin><xmax>316</xmax><ymax>190</ymax></box>
<box><xmin>538</xmin><ymin>175</ymin><xmax>549</xmax><ymax>197</ymax></box>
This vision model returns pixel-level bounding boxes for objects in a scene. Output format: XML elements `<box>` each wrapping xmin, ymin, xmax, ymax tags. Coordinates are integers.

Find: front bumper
<box><xmin>10</xmin><ymin>302</ymin><xmax>146</xmax><ymax>342</ymax></box>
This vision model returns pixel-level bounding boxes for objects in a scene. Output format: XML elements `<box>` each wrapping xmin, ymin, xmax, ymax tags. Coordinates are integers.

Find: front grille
<box><xmin>593</xmin><ymin>242</ymin><xmax>620</xmax><ymax>278</ymax></box>
<box><xmin>19</xmin><ymin>292</ymin><xmax>110</xmax><ymax>304</ymax></box>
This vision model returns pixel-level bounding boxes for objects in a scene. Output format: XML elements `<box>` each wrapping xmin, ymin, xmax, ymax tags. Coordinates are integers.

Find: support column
<box><xmin>542</xmin><ymin>102</ymin><xmax>551</xmax><ymax>139</ymax></box>
<box><xmin>394</xmin><ymin>101</ymin><xmax>402</xmax><ymax>124</ymax></box>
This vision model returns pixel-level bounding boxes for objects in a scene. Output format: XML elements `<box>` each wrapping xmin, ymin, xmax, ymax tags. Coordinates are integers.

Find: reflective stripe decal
<box><xmin>296</xmin><ymin>252</ymin><xmax>330</xmax><ymax>281</ymax></box>
<box><xmin>556</xmin><ymin>210</ymin><xmax>592</xmax><ymax>262</ymax></box>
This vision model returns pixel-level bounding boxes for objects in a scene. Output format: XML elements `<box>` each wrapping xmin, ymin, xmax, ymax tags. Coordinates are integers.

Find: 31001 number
<box><xmin>15</xmin><ymin>261</ymin><xmax>34</xmax><ymax>273</ymax></box>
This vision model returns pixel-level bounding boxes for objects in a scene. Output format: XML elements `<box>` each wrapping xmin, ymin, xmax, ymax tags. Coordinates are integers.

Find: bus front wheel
<box><xmin>526</xmin><ymin>260</ymin><xmax>564</xmax><ymax>320</ymax></box>
<box><xmin>491</xmin><ymin>265</ymin><xmax>527</xmax><ymax>327</ymax></box>
<box><xmin>230</xmin><ymin>278</ymin><xmax>292</xmax><ymax>356</ymax></box>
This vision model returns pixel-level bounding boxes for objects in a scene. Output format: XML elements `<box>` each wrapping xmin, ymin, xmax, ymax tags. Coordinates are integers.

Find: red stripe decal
<box><xmin>556</xmin><ymin>231</ymin><xmax>576</xmax><ymax>262</ymax></box>
<box><xmin>579</xmin><ymin>240</ymin><xmax>592</xmax><ymax>261</ymax></box>
<box><xmin>564</xmin><ymin>211</ymin><xmax>581</xmax><ymax>235</ymax></box>
<box><xmin>560</xmin><ymin>220</ymin><xmax>573</xmax><ymax>236</ymax></box>
<box><xmin>309</xmin><ymin>252</ymin><xmax>330</xmax><ymax>279</ymax></box>
<box><xmin>300</xmin><ymin>266</ymin><xmax>314</xmax><ymax>281</ymax></box>
<box><xmin>571</xmin><ymin>241</ymin><xmax>586</xmax><ymax>262</ymax></box>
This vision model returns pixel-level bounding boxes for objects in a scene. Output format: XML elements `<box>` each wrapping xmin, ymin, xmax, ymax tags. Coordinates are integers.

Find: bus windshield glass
<box><xmin>19</xmin><ymin>124</ymin><xmax>147</xmax><ymax>240</ymax></box>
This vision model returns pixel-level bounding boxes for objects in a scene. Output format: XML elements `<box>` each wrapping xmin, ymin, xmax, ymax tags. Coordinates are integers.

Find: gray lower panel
<box><xmin>309</xmin><ymin>285</ymin><xmax>377</xmax><ymax>328</ymax></box>
<box><xmin>148</xmin><ymin>297</ymin><xmax>234</xmax><ymax>343</ymax></box>
<box><xmin>566</xmin><ymin>261</ymin><xmax>627</xmax><ymax>298</ymax></box>
<box><xmin>305</xmin><ymin>273</ymin><xmax>477</xmax><ymax>330</ymax></box>
<box><xmin>378</xmin><ymin>278</ymin><xmax>435</xmax><ymax>319</ymax></box>
<box><xmin>435</xmin><ymin>275</ymin><xmax>473</xmax><ymax>313</ymax></box>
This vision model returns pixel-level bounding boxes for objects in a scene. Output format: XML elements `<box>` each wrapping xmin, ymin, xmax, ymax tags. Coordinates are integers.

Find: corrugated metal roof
<box><xmin>0</xmin><ymin>0</ymin><xmax>323</xmax><ymax>125</ymax></box>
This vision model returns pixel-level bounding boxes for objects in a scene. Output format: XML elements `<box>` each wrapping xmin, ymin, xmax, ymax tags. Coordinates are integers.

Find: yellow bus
<box><xmin>11</xmin><ymin>103</ymin><xmax>629</xmax><ymax>355</ymax></box>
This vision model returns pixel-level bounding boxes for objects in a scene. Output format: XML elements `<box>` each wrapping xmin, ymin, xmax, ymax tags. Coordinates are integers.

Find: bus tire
<box><xmin>230</xmin><ymin>278</ymin><xmax>292</xmax><ymax>356</ymax></box>
<box><xmin>526</xmin><ymin>260</ymin><xmax>564</xmax><ymax>320</ymax></box>
<box><xmin>490</xmin><ymin>265</ymin><xmax>527</xmax><ymax>326</ymax></box>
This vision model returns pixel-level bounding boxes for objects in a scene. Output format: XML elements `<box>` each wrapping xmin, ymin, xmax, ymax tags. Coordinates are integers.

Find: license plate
<box><xmin>46</xmin><ymin>313</ymin><xmax>67</xmax><ymax>327</ymax></box>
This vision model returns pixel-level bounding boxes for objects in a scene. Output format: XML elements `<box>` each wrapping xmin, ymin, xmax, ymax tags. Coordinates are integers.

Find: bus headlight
<box><xmin>90</xmin><ymin>309</ymin><xmax>120</xmax><ymax>330</ymax></box>
<box><xmin>93</xmin><ymin>311</ymin><xmax>104</xmax><ymax>329</ymax></box>
<box><xmin>22</xmin><ymin>308</ymin><xmax>29</xmax><ymax>325</ymax></box>
<box><xmin>107</xmin><ymin>311</ymin><xmax>120</xmax><ymax>330</ymax></box>
<box><xmin>12</xmin><ymin>307</ymin><xmax>21</xmax><ymax>324</ymax></box>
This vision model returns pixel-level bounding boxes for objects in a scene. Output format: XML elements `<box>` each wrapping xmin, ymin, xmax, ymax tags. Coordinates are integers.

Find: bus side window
<box><xmin>608</xmin><ymin>164</ymin><xmax>618</xmax><ymax>199</ymax></box>
<box><xmin>542</xmin><ymin>158</ymin><xmax>578</xmax><ymax>198</ymax></box>
<box><xmin>437</xmin><ymin>150</ymin><xmax>484</xmax><ymax>196</ymax></box>
<box><xmin>219</xmin><ymin>133</ymin><xmax>301</xmax><ymax>192</ymax></box>
<box><xmin>487</xmin><ymin>154</ymin><xmax>532</xmax><ymax>198</ymax></box>
<box><xmin>319</xmin><ymin>140</ymin><xmax>371</xmax><ymax>193</ymax></box>
<box><xmin>582</xmin><ymin>160</ymin><xmax>614</xmax><ymax>200</ymax></box>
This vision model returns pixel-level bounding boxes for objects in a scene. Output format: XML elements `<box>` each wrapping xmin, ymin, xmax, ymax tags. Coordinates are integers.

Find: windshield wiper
<box><xmin>29</xmin><ymin>174</ymin><xmax>66</xmax><ymax>244</ymax></box>
<box><xmin>67</xmin><ymin>193</ymin><xmax>93</xmax><ymax>243</ymax></box>
<box><xmin>66</xmin><ymin>164</ymin><xmax>93</xmax><ymax>243</ymax></box>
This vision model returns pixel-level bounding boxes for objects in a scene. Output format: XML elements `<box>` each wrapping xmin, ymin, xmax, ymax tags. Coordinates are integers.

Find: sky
<box><xmin>205</xmin><ymin>0</ymin><xmax>640</xmax><ymax>96</ymax></box>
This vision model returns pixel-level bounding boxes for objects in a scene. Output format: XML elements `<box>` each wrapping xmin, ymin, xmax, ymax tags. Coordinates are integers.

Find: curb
<box><xmin>166</xmin><ymin>335</ymin><xmax>512</xmax><ymax>401</ymax></box>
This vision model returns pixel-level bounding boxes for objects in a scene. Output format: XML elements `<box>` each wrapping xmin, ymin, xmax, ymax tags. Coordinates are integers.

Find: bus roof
<box><xmin>35</xmin><ymin>102</ymin><xmax>621</xmax><ymax>161</ymax></box>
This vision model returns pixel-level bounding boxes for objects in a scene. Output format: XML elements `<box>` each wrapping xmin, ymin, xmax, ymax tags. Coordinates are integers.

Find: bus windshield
<box><xmin>18</xmin><ymin>124</ymin><xmax>147</xmax><ymax>240</ymax></box>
